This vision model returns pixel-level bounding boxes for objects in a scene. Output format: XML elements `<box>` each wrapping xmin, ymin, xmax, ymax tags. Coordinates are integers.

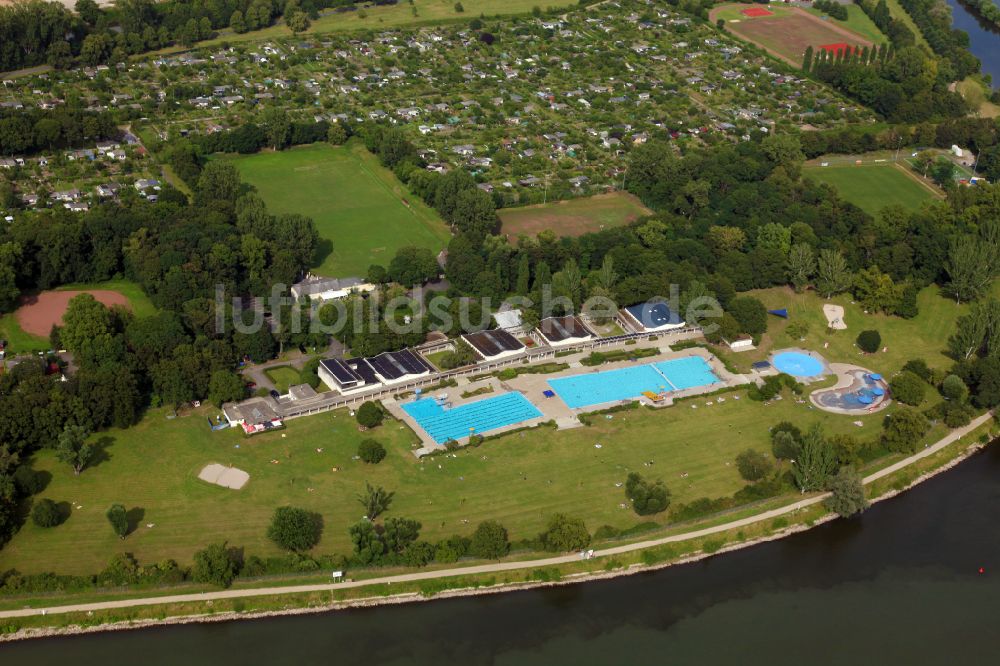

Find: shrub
<box><xmin>31</xmin><ymin>498</ymin><xmax>62</xmax><ymax>528</ymax></box>
<box><xmin>13</xmin><ymin>466</ymin><xmax>46</xmax><ymax>496</ymax></box>
<box><xmin>358</xmin><ymin>439</ymin><xmax>387</xmax><ymax>464</ymax></box>
<box><xmin>771</xmin><ymin>423</ymin><xmax>801</xmax><ymax>460</ymax></box>
<box><xmin>356</xmin><ymin>401</ymin><xmax>383</xmax><ymax>428</ymax></box>
<box><xmin>268</xmin><ymin>506</ymin><xmax>323</xmax><ymax>552</ymax></box>
<box><xmin>881</xmin><ymin>408</ymin><xmax>930</xmax><ymax>453</ymax></box>
<box><xmin>625</xmin><ymin>472</ymin><xmax>671</xmax><ymax>515</ymax></box>
<box><xmin>889</xmin><ymin>371</ymin><xmax>926</xmax><ymax>406</ymax></box>
<box><xmin>857</xmin><ymin>329</ymin><xmax>881</xmax><ymax>353</ymax></box>
<box><xmin>902</xmin><ymin>359</ymin><xmax>933</xmax><ymax>382</ymax></box>
<box><xmin>735</xmin><ymin>449</ymin><xmax>774</xmax><ymax>482</ymax></box>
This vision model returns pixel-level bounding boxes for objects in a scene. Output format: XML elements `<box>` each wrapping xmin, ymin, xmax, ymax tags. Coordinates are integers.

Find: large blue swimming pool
<box><xmin>547</xmin><ymin>356</ymin><xmax>721</xmax><ymax>409</ymax></box>
<box><xmin>402</xmin><ymin>392</ymin><xmax>542</xmax><ymax>443</ymax></box>
<box><xmin>771</xmin><ymin>351</ymin><xmax>826</xmax><ymax>377</ymax></box>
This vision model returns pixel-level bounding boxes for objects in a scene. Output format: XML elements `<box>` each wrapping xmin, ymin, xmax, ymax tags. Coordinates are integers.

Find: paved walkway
<box><xmin>0</xmin><ymin>410</ymin><xmax>990</xmax><ymax>620</ymax></box>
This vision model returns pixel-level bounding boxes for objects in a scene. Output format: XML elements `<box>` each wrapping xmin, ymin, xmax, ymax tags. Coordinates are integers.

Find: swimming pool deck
<box><xmin>389</xmin><ymin>346</ymin><xmax>751</xmax><ymax>456</ymax></box>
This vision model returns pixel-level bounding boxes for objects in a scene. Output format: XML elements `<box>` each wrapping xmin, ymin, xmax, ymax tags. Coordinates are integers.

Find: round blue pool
<box><xmin>772</xmin><ymin>351</ymin><xmax>825</xmax><ymax>377</ymax></box>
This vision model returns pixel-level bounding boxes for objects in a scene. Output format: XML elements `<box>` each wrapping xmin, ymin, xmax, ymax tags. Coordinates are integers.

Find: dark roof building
<box><xmin>319</xmin><ymin>349</ymin><xmax>433</xmax><ymax>393</ymax></box>
<box><xmin>622</xmin><ymin>302</ymin><xmax>685</xmax><ymax>332</ymax></box>
<box><xmin>462</xmin><ymin>328</ymin><xmax>526</xmax><ymax>360</ymax></box>
<box><xmin>537</xmin><ymin>316</ymin><xmax>593</xmax><ymax>347</ymax></box>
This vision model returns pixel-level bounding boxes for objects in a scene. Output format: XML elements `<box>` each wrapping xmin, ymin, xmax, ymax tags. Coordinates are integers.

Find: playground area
<box><xmin>811</xmin><ymin>364</ymin><xmax>891</xmax><ymax>414</ymax></box>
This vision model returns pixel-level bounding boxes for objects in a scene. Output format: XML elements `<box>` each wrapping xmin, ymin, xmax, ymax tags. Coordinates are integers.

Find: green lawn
<box><xmin>803</xmin><ymin>164</ymin><xmax>937</xmax><ymax>216</ymax></box>
<box><xmin>805</xmin><ymin>5</ymin><xmax>888</xmax><ymax>44</ymax></box>
<box><xmin>223</xmin><ymin>142</ymin><xmax>450</xmax><ymax>278</ymax></box>
<box><xmin>264</xmin><ymin>366</ymin><xmax>302</xmax><ymax>393</ymax></box>
<box><xmin>0</xmin><ymin>389</ymin><xmax>887</xmax><ymax>575</ymax></box>
<box><xmin>884</xmin><ymin>0</ymin><xmax>930</xmax><ymax>49</ymax></box>
<box><xmin>738</xmin><ymin>285</ymin><xmax>967</xmax><ymax>375</ymax></box>
<box><xmin>0</xmin><ymin>280</ymin><xmax>157</xmax><ymax>355</ymax></box>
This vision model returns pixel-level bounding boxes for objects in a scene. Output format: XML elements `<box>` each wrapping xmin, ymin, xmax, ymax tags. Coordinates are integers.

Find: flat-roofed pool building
<box><xmin>462</xmin><ymin>328</ymin><xmax>526</xmax><ymax>361</ymax></box>
<box><xmin>291</xmin><ymin>275</ymin><xmax>375</xmax><ymax>302</ymax></box>
<box><xmin>536</xmin><ymin>315</ymin><xmax>594</xmax><ymax>348</ymax></box>
<box><xmin>622</xmin><ymin>302</ymin><xmax>686</xmax><ymax>332</ymax></box>
<box><xmin>319</xmin><ymin>349</ymin><xmax>433</xmax><ymax>394</ymax></box>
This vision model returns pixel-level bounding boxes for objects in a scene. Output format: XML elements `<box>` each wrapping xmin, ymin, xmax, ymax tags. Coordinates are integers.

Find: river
<box><xmin>948</xmin><ymin>0</ymin><xmax>1000</xmax><ymax>84</ymax></box>
<box><xmin>2</xmin><ymin>444</ymin><xmax>998</xmax><ymax>665</ymax></box>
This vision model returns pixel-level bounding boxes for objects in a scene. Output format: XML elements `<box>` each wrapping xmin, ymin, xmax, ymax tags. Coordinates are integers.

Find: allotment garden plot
<box><xmin>226</xmin><ymin>142</ymin><xmax>450</xmax><ymax>278</ymax></box>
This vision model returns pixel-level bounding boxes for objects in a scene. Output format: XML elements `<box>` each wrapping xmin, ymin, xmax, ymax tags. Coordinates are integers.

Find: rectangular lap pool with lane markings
<box><xmin>547</xmin><ymin>356</ymin><xmax>721</xmax><ymax>409</ymax></box>
<box><xmin>402</xmin><ymin>392</ymin><xmax>543</xmax><ymax>444</ymax></box>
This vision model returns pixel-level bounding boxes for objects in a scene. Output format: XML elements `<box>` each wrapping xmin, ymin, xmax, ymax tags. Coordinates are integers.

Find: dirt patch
<box><xmin>15</xmin><ymin>290</ymin><xmax>131</xmax><ymax>337</ymax></box>
<box><xmin>198</xmin><ymin>463</ymin><xmax>250</xmax><ymax>490</ymax></box>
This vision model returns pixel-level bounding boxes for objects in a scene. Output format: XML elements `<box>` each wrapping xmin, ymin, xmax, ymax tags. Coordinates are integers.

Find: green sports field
<box><xmin>225</xmin><ymin>142</ymin><xmax>451</xmax><ymax>278</ymax></box>
<box><xmin>804</xmin><ymin>164</ymin><xmax>937</xmax><ymax>216</ymax></box>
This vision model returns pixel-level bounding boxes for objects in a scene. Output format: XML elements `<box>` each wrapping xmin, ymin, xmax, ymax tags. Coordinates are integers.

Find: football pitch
<box><xmin>225</xmin><ymin>142</ymin><xmax>451</xmax><ymax>278</ymax></box>
<box><xmin>804</xmin><ymin>164</ymin><xmax>937</xmax><ymax>216</ymax></box>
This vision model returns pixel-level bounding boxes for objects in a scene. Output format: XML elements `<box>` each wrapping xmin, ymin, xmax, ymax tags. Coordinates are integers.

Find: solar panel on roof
<box><xmin>321</xmin><ymin>359</ymin><xmax>361</xmax><ymax>386</ymax></box>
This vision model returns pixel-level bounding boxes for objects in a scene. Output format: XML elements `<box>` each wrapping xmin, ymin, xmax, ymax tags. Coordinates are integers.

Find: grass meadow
<box><xmin>498</xmin><ymin>192</ymin><xmax>652</xmax><ymax>238</ymax></box>
<box><xmin>224</xmin><ymin>142</ymin><xmax>451</xmax><ymax>278</ymax></box>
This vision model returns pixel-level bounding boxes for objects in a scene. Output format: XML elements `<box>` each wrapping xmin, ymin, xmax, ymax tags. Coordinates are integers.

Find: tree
<box><xmin>388</xmin><ymin>246</ymin><xmax>439</xmax><ymax>286</ymax></box>
<box><xmin>286</xmin><ymin>10</ymin><xmax>311</xmax><ymax>32</ymax></box>
<box><xmin>356</xmin><ymin>401</ymin><xmax>383</xmax><ymax>428</ymax></box>
<box><xmin>945</xmin><ymin>225</ymin><xmax>1000</xmax><ymax>303</ymax></box>
<box><xmin>802</xmin><ymin>45</ymin><xmax>814</xmax><ymax>72</ymax></box>
<box><xmin>56</xmin><ymin>425</ymin><xmax>93</xmax><ymax>476</ymax></box>
<box><xmin>469</xmin><ymin>520</ymin><xmax>509</xmax><ymax>559</ymax></box>
<box><xmin>771</xmin><ymin>421</ymin><xmax>802</xmax><ymax>460</ymax></box>
<box><xmin>454</xmin><ymin>1</ymin><xmax>464</xmax><ymax>11</ymax></box>
<box><xmin>0</xmin><ymin>242</ymin><xmax>22</xmax><ymax>313</ymax></box>
<box><xmin>106</xmin><ymin>504</ymin><xmax>128</xmax><ymax>539</ymax></box>
<box><xmin>787</xmin><ymin>243</ymin><xmax>815</xmax><ymax>292</ymax></box>
<box><xmin>889</xmin><ymin>370</ymin><xmax>926</xmax><ymax>406</ymax></box>
<box><xmin>853</xmin><ymin>265</ymin><xmax>902</xmax><ymax>314</ymax></box>
<box><xmin>728</xmin><ymin>296</ymin><xmax>768</xmax><ymax>336</ymax></box>
<box><xmin>208</xmin><ymin>371</ymin><xmax>246</xmax><ymax>407</ymax></box>
<box><xmin>349</xmin><ymin>520</ymin><xmax>385</xmax><ymax>564</ymax></box>
<box><xmin>825</xmin><ymin>467</ymin><xmax>868</xmax><ymax>518</ymax></box>
<box><xmin>538</xmin><ymin>514</ymin><xmax>591</xmax><ymax>552</ymax></box>
<box><xmin>267</xmin><ymin>506</ymin><xmax>323</xmax><ymax>551</ymax></box>
<box><xmin>327</xmin><ymin>123</ymin><xmax>348</xmax><ymax>145</ymax></box>
<box><xmin>229</xmin><ymin>9</ymin><xmax>247</xmax><ymax>33</ymax></box>
<box><xmin>791</xmin><ymin>425</ymin><xmax>837</xmax><ymax>492</ymax></box>
<box><xmin>735</xmin><ymin>449</ymin><xmax>773</xmax><ymax>482</ymax></box>
<box><xmin>197</xmin><ymin>161</ymin><xmax>242</xmax><ymax>207</ymax></box>
<box><xmin>815</xmin><ymin>249</ymin><xmax>853</xmax><ymax>298</ymax></box>
<box><xmin>32</xmin><ymin>498</ymin><xmax>62</xmax><ymax>528</ymax></box>
<box><xmin>941</xmin><ymin>374</ymin><xmax>969</xmax><ymax>403</ymax></box>
<box><xmin>358</xmin><ymin>439</ymin><xmax>386</xmax><ymax>464</ymax></box>
<box><xmin>857</xmin><ymin>329</ymin><xmax>881</xmax><ymax>353</ymax></box>
<box><xmin>261</xmin><ymin>107</ymin><xmax>292</xmax><ymax>151</ymax></box>
<box><xmin>358</xmin><ymin>482</ymin><xmax>394</xmax><ymax>520</ymax></box>
<box><xmin>192</xmin><ymin>542</ymin><xmax>240</xmax><ymax>588</ymax></box>
<box><xmin>60</xmin><ymin>294</ymin><xmax>112</xmax><ymax>354</ymax></box>
<box><xmin>383</xmin><ymin>516</ymin><xmax>421</xmax><ymax>554</ymax></box>
<box><xmin>624</xmin><ymin>472</ymin><xmax>671</xmax><ymax>515</ymax></box>
<box><xmin>881</xmin><ymin>408</ymin><xmax>930</xmax><ymax>453</ymax></box>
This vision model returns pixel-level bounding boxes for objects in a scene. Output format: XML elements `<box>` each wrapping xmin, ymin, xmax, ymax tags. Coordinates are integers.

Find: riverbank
<box><xmin>1</xmin><ymin>411</ymin><xmax>992</xmax><ymax>642</ymax></box>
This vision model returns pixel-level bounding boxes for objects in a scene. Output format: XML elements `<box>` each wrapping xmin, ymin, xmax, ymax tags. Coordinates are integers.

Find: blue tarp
<box><xmin>768</xmin><ymin>308</ymin><xmax>789</xmax><ymax>318</ymax></box>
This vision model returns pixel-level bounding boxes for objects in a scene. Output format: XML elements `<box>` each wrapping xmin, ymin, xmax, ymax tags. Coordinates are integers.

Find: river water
<box><xmin>948</xmin><ymin>0</ymin><xmax>1000</xmax><ymax>83</ymax></box>
<box><xmin>3</xmin><ymin>444</ymin><xmax>998</xmax><ymax>665</ymax></box>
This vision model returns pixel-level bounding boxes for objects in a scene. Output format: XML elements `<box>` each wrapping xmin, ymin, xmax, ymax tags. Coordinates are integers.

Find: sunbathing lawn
<box><xmin>804</xmin><ymin>164</ymin><xmax>937</xmax><ymax>216</ymax></box>
<box><xmin>730</xmin><ymin>285</ymin><xmax>968</xmax><ymax>376</ymax></box>
<box><xmin>1</xmin><ymin>391</ymin><xmax>886</xmax><ymax>575</ymax></box>
<box><xmin>223</xmin><ymin>142</ymin><xmax>450</xmax><ymax>278</ymax></box>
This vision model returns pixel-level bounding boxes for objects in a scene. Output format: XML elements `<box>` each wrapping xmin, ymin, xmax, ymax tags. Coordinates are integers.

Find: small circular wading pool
<box><xmin>771</xmin><ymin>351</ymin><xmax>825</xmax><ymax>377</ymax></box>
